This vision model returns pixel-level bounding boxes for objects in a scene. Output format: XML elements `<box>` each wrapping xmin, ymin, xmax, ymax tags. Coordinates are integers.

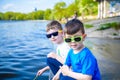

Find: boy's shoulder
<box><xmin>82</xmin><ymin>47</ymin><xmax>96</xmax><ymax>59</ymax></box>
<box><xmin>82</xmin><ymin>47</ymin><xmax>92</xmax><ymax>54</ymax></box>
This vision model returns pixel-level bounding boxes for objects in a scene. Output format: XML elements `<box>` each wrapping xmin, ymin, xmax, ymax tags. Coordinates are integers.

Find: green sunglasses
<box><xmin>64</xmin><ymin>36</ymin><xmax>83</xmax><ymax>43</ymax></box>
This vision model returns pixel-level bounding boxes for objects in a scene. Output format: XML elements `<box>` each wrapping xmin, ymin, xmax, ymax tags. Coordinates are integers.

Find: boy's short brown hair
<box><xmin>64</xmin><ymin>19</ymin><xmax>85</xmax><ymax>35</ymax></box>
<box><xmin>46</xmin><ymin>20</ymin><xmax>62</xmax><ymax>32</ymax></box>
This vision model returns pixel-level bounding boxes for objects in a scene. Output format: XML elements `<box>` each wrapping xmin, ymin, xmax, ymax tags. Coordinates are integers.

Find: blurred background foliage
<box><xmin>0</xmin><ymin>0</ymin><xmax>98</xmax><ymax>21</ymax></box>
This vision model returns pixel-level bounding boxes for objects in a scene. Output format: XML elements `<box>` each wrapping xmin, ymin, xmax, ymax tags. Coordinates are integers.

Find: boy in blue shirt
<box><xmin>53</xmin><ymin>19</ymin><xmax>101</xmax><ymax>80</ymax></box>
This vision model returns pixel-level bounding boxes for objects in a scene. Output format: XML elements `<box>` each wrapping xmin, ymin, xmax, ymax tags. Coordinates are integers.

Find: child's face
<box><xmin>46</xmin><ymin>29</ymin><xmax>63</xmax><ymax>44</ymax></box>
<box><xmin>64</xmin><ymin>30</ymin><xmax>85</xmax><ymax>51</ymax></box>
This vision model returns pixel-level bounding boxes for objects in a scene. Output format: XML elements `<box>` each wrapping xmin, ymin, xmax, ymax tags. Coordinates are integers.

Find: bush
<box><xmin>97</xmin><ymin>23</ymin><xmax>111</xmax><ymax>30</ymax></box>
<box><xmin>97</xmin><ymin>22</ymin><xmax>120</xmax><ymax>31</ymax></box>
<box><xmin>84</xmin><ymin>24</ymin><xmax>93</xmax><ymax>28</ymax></box>
<box><xmin>111</xmin><ymin>22</ymin><xmax>120</xmax><ymax>30</ymax></box>
<box><xmin>113</xmin><ymin>33</ymin><xmax>118</xmax><ymax>36</ymax></box>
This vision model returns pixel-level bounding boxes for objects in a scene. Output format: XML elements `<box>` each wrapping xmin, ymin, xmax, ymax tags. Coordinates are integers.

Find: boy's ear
<box><xmin>82</xmin><ymin>34</ymin><xmax>87</xmax><ymax>41</ymax></box>
<box><xmin>82</xmin><ymin>34</ymin><xmax>87</xmax><ymax>38</ymax></box>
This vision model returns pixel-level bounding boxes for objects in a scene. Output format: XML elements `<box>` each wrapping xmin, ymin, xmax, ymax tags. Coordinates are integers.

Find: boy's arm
<box><xmin>60</xmin><ymin>65</ymin><xmax>92</xmax><ymax>80</ymax></box>
<box><xmin>37</xmin><ymin>66</ymin><xmax>50</xmax><ymax>76</ymax></box>
<box><xmin>67</xmin><ymin>70</ymin><xmax>92</xmax><ymax>80</ymax></box>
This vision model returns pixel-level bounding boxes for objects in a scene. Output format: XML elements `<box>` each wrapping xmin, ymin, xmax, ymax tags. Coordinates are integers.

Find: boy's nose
<box><xmin>71</xmin><ymin>40</ymin><xmax>75</xmax><ymax>42</ymax></box>
<box><xmin>51</xmin><ymin>35</ymin><xmax>55</xmax><ymax>38</ymax></box>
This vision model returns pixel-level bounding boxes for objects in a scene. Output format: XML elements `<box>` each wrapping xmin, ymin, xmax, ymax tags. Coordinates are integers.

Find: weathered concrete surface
<box><xmin>85</xmin><ymin>16</ymin><xmax>120</xmax><ymax>39</ymax></box>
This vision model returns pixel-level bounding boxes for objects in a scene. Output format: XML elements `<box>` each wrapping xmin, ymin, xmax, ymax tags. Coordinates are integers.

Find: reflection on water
<box><xmin>0</xmin><ymin>21</ymin><xmax>120</xmax><ymax>80</ymax></box>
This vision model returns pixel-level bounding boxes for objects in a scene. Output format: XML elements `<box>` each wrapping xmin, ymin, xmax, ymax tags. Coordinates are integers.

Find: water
<box><xmin>0</xmin><ymin>21</ymin><xmax>120</xmax><ymax>80</ymax></box>
<box><xmin>0</xmin><ymin>20</ymin><xmax>52</xmax><ymax>80</ymax></box>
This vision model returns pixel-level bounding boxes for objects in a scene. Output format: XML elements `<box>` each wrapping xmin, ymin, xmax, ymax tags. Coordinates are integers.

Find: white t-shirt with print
<box><xmin>56</xmin><ymin>42</ymin><xmax>70</xmax><ymax>63</ymax></box>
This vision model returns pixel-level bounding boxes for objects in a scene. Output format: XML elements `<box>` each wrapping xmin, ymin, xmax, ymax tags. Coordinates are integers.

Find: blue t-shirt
<box><xmin>65</xmin><ymin>47</ymin><xmax>101</xmax><ymax>80</ymax></box>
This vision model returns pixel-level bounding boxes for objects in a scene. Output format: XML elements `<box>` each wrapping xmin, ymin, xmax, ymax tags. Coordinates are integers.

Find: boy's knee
<box><xmin>47</xmin><ymin>57</ymin><xmax>52</xmax><ymax>62</ymax></box>
<box><xmin>47</xmin><ymin>57</ymin><xmax>54</xmax><ymax>64</ymax></box>
<box><xmin>47</xmin><ymin>52</ymin><xmax>56</xmax><ymax>58</ymax></box>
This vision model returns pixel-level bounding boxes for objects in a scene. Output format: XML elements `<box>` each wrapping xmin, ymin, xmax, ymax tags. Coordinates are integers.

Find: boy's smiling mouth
<box><xmin>70</xmin><ymin>44</ymin><xmax>77</xmax><ymax>48</ymax></box>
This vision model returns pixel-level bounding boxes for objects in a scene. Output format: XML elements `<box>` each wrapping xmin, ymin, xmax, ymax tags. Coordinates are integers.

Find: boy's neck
<box><xmin>74</xmin><ymin>45</ymin><xmax>85</xmax><ymax>54</ymax></box>
<box><xmin>57</xmin><ymin>40</ymin><xmax>64</xmax><ymax>45</ymax></box>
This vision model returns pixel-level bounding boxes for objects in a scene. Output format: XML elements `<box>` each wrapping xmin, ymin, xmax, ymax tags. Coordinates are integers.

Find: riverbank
<box><xmin>85</xmin><ymin>27</ymin><xmax>120</xmax><ymax>39</ymax></box>
<box><xmin>84</xmin><ymin>16</ymin><xmax>120</xmax><ymax>39</ymax></box>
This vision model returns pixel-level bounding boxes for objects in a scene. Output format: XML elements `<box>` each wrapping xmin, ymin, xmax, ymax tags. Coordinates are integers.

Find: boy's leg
<box><xmin>47</xmin><ymin>57</ymin><xmax>62</xmax><ymax>75</ymax></box>
<box><xmin>49</xmin><ymin>70</ymin><xmax>54</xmax><ymax>80</ymax></box>
<box><xmin>59</xmin><ymin>73</ymin><xmax>76</xmax><ymax>80</ymax></box>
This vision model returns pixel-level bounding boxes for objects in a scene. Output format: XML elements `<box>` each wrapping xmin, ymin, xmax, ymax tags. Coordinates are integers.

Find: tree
<box><xmin>53</xmin><ymin>2</ymin><xmax>66</xmax><ymax>21</ymax></box>
<box><xmin>28</xmin><ymin>10</ymin><xmax>44</xmax><ymax>20</ymax></box>
<box><xmin>0</xmin><ymin>12</ymin><xmax>4</xmax><ymax>20</ymax></box>
<box><xmin>67</xmin><ymin>1</ymin><xmax>79</xmax><ymax>18</ymax></box>
<box><xmin>44</xmin><ymin>9</ymin><xmax>52</xmax><ymax>20</ymax></box>
<box><xmin>77</xmin><ymin>0</ymin><xmax>98</xmax><ymax>19</ymax></box>
<box><xmin>16</xmin><ymin>13</ymin><xmax>26</xmax><ymax>20</ymax></box>
<box><xmin>4</xmin><ymin>12</ymin><xmax>15</xmax><ymax>20</ymax></box>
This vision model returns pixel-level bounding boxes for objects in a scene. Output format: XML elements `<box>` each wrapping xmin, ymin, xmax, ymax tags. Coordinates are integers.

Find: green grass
<box><xmin>111</xmin><ymin>22</ymin><xmax>120</xmax><ymax>30</ymax></box>
<box><xmin>84</xmin><ymin>24</ymin><xmax>94</xmax><ymax>28</ymax></box>
<box><xmin>97</xmin><ymin>22</ymin><xmax>120</xmax><ymax>31</ymax></box>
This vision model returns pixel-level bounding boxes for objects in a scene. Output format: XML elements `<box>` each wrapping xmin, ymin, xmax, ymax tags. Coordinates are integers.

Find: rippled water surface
<box><xmin>0</xmin><ymin>21</ymin><xmax>52</xmax><ymax>80</ymax></box>
<box><xmin>0</xmin><ymin>21</ymin><xmax>120</xmax><ymax>80</ymax></box>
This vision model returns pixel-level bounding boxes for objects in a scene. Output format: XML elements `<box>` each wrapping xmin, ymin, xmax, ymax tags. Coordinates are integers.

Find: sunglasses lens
<box><xmin>65</xmin><ymin>38</ymin><xmax>71</xmax><ymax>43</ymax></box>
<box><xmin>46</xmin><ymin>32</ymin><xmax>58</xmax><ymax>38</ymax></box>
<box><xmin>46</xmin><ymin>34</ymin><xmax>51</xmax><ymax>38</ymax></box>
<box><xmin>52</xmin><ymin>32</ymin><xmax>58</xmax><ymax>36</ymax></box>
<box><xmin>74</xmin><ymin>37</ymin><xmax>81</xmax><ymax>42</ymax></box>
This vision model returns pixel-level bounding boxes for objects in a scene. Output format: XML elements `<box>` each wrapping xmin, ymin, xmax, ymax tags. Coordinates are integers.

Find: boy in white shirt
<box><xmin>37</xmin><ymin>20</ymin><xmax>70</xmax><ymax>79</ymax></box>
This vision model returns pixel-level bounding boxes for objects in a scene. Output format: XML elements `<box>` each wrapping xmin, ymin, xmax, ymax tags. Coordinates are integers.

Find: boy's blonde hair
<box><xmin>46</xmin><ymin>20</ymin><xmax>62</xmax><ymax>32</ymax></box>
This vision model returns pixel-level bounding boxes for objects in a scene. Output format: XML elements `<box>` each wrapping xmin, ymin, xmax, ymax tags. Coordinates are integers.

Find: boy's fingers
<box><xmin>37</xmin><ymin>71</ymin><xmax>41</xmax><ymax>76</ymax></box>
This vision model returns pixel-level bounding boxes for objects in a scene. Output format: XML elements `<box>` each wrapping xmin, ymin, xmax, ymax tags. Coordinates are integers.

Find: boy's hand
<box><xmin>37</xmin><ymin>69</ymin><xmax>44</xmax><ymax>76</ymax></box>
<box><xmin>60</xmin><ymin>65</ymin><xmax>70</xmax><ymax>76</ymax></box>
